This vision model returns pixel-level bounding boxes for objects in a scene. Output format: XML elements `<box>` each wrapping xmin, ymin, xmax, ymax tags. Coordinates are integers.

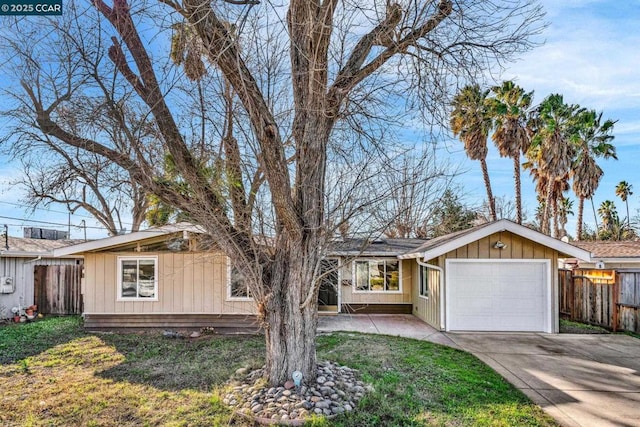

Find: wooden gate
<box><xmin>34</xmin><ymin>265</ymin><xmax>83</xmax><ymax>315</ymax></box>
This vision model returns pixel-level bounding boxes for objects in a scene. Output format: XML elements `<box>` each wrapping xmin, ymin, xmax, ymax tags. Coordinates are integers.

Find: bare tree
<box><xmin>1</xmin><ymin>0</ymin><xmax>544</xmax><ymax>385</ymax></box>
<box><xmin>372</xmin><ymin>147</ymin><xmax>460</xmax><ymax>238</ymax></box>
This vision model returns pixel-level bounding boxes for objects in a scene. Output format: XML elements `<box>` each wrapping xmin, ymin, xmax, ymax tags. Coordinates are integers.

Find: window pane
<box><xmin>419</xmin><ymin>266</ymin><xmax>428</xmax><ymax>297</ymax></box>
<box><xmin>385</xmin><ymin>260</ymin><xmax>399</xmax><ymax>291</ymax></box>
<box><xmin>355</xmin><ymin>261</ymin><xmax>369</xmax><ymax>291</ymax></box>
<box><xmin>121</xmin><ymin>260</ymin><xmax>138</xmax><ymax>298</ymax></box>
<box><xmin>231</xmin><ymin>267</ymin><xmax>248</xmax><ymax>298</ymax></box>
<box><xmin>138</xmin><ymin>259</ymin><xmax>156</xmax><ymax>298</ymax></box>
<box><xmin>369</xmin><ymin>261</ymin><xmax>384</xmax><ymax>291</ymax></box>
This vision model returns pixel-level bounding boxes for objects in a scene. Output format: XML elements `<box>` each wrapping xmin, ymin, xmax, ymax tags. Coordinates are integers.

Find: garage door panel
<box><xmin>447</xmin><ymin>261</ymin><xmax>548</xmax><ymax>332</ymax></box>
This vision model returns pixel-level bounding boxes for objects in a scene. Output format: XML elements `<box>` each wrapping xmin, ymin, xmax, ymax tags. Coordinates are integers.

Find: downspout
<box><xmin>416</xmin><ymin>256</ymin><xmax>446</xmax><ymax>331</ymax></box>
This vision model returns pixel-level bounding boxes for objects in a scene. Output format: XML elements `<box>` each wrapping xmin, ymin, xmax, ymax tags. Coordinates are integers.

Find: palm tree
<box><xmin>615</xmin><ymin>181</ymin><xmax>633</xmax><ymax>228</ymax></box>
<box><xmin>598</xmin><ymin>200</ymin><xmax>618</xmax><ymax>233</ymax></box>
<box><xmin>527</xmin><ymin>94</ymin><xmax>578</xmax><ymax>235</ymax></box>
<box><xmin>451</xmin><ymin>84</ymin><xmax>496</xmax><ymax>220</ymax></box>
<box><xmin>557</xmin><ymin>197</ymin><xmax>574</xmax><ymax>238</ymax></box>
<box><xmin>489</xmin><ymin>81</ymin><xmax>533</xmax><ymax>224</ymax></box>
<box><xmin>571</xmin><ymin>110</ymin><xmax>617</xmax><ymax>239</ymax></box>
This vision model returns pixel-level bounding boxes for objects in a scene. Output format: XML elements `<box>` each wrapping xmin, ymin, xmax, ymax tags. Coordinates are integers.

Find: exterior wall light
<box><xmin>493</xmin><ymin>241</ymin><xmax>507</xmax><ymax>250</ymax></box>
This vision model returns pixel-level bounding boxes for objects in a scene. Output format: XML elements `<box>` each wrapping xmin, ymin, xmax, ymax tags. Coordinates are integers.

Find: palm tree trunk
<box><xmin>590</xmin><ymin>197</ymin><xmax>599</xmax><ymax>239</ymax></box>
<box><xmin>552</xmin><ymin>198</ymin><xmax>559</xmax><ymax>238</ymax></box>
<box><xmin>480</xmin><ymin>158</ymin><xmax>496</xmax><ymax>221</ymax></box>
<box><xmin>542</xmin><ymin>178</ymin><xmax>554</xmax><ymax>235</ymax></box>
<box><xmin>626</xmin><ymin>200</ymin><xmax>631</xmax><ymax>229</ymax></box>
<box><xmin>576</xmin><ymin>197</ymin><xmax>584</xmax><ymax>240</ymax></box>
<box><xmin>514</xmin><ymin>155</ymin><xmax>522</xmax><ymax>224</ymax></box>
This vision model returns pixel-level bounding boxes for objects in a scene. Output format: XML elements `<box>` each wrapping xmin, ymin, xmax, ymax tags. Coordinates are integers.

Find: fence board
<box><xmin>560</xmin><ymin>269</ymin><xmax>640</xmax><ymax>334</ymax></box>
<box><xmin>34</xmin><ymin>265</ymin><xmax>82</xmax><ymax>315</ymax></box>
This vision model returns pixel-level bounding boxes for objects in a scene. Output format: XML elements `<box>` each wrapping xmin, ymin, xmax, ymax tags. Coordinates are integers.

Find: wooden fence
<box><xmin>34</xmin><ymin>265</ymin><xmax>83</xmax><ymax>315</ymax></box>
<box><xmin>559</xmin><ymin>268</ymin><xmax>640</xmax><ymax>333</ymax></box>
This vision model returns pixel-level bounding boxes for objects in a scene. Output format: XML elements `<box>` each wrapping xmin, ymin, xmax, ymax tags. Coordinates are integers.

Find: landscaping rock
<box><xmin>225</xmin><ymin>360</ymin><xmax>368</xmax><ymax>424</ymax></box>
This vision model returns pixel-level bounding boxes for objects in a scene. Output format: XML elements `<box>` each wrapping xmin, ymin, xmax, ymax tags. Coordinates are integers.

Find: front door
<box><xmin>318</xmin><ymin>259</ymin><xmax>339</xmax><ymax>312</ymax></box>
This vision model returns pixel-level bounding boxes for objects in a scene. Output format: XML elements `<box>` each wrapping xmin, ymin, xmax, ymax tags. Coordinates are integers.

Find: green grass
<box><xmin>0</xmin><ymin>317</ymin><xmax>556</xmax><ymax>426</ymax></box>
<box><xmin>559</xmin><ymin>319</ymin><xmax>610</xmax><ymax>334</ymax></box>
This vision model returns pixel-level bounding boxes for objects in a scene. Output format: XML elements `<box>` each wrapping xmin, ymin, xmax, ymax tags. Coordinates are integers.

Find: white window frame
<box><xmin>116</xmin><ymin>256</ymin><xmax>158</xmax><ymax>301</ymax></box>
<box><xmin>352</xmin><ymin>258</ymin><xmax>403</xmax><ymax>294</ymax></box>
<box><xmin>418</xmin><ymin>264</ymin><xmax>429</xmax><ymax>300</ymax></box>
<box><xmin>226</xmin><ymin>257</ymin><xmax>253</xmax><ymax>301</ymax></box>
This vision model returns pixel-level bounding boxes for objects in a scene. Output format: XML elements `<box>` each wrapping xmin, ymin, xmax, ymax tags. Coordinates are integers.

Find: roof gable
<box><xmin>53</xmin><ymin>223</ymin><xmax>204</xmax><ymax>257</ymax></box>
<box><xmin>399</xmin><ymin>219</ymin><xmax>592</xmax><ymax>261</ymax></box>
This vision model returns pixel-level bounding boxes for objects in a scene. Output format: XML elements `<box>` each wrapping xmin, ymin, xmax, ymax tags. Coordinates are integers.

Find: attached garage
<box><xmin>446</xmin><ymin>259</ymin><xmax>551</xmax><ymax>332</ymax></box>
<box><xmin>402</xmin><ymin>220</ymin><xmax>592</xmax><ymax>333</ymax></box>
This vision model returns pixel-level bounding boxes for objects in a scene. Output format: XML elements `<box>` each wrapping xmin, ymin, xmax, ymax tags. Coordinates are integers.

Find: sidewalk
<box><xmin>317</xmin><ymin>313</ymin><xmax>459</xmax><ymax>348</ymax></box>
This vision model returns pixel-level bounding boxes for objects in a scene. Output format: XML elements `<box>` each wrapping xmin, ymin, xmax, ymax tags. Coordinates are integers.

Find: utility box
<box><xmin>24</xmin><ymin>227</ymin><xmax>68</xmax><ymax>240</ymax></box>
<box><xmin>0</xmin><ymin>276</ymin><xmax>14</xmax><ymax>294</ymax></box>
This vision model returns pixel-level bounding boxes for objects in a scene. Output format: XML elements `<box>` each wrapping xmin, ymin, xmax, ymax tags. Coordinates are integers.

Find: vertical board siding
<box><xmin>0</xmin><ymin>257</ymin><xmax>80</xmax><ymax>318</ymax></box>
<box><xmin>84</xmin><ymin>252</ymin><xmax>255</xmax><ymax>315</ymax></box>
<box><xmin>411</xmin><ymin>260</ymin><xmax>441</xmax><ymax>329</ymax></box>
<box><xmin>34</xmin><ymin>265</ymin><xmax>83</xmax><ymax>315</ymax></box>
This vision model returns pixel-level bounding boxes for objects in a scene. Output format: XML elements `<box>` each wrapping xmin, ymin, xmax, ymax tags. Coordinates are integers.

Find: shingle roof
<box><xmin>570</xmin><ymin>240</ymin><xmax>640</xmax><ymax>259</ymax></box>
<box><xmin>328</xmin><ymin>238</ymin><xmax>428</xmax><ymax>256</ymax></box>
<box><xmin>1</xmin><ymin>236</ymin><xmax>84</xmax><ymax>256</ymax></box>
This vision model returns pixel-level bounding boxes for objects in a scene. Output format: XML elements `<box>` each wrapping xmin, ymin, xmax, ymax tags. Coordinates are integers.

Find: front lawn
<box><xmin>0</xmin><ymin>317</ymin><xmax>555</xmax><ymax>426</ymax></box>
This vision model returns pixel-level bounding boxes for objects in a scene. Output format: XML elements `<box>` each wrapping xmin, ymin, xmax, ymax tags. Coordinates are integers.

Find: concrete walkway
<box><xmin>317</xmin><ymin>314</ymin><xmax>458</xmax><ymax>348</ymax></box>
<box><xmin>318</xmin><ymin>314</ymin><xmax>640</xmax><ymax>427</ymax></box>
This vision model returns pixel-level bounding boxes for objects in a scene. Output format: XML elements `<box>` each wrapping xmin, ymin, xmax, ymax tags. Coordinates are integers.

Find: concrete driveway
<box><xmin>447</xmin><ymin>333</ymin><xmax>640</xmax><ymax>427</ymax></box>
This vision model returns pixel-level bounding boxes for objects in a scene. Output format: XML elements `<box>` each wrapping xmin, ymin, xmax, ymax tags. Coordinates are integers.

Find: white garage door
<box><xmin>446</xmin><ymin>260</ymin><xmax>550</xmax><ymax>332</ymax></box>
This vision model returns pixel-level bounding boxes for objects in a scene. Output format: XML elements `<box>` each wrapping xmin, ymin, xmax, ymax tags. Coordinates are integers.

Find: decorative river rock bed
<box><xmin>224</xmin><ymin>361</ymin><xmax>371</xmax><ymax>425</ymax></box>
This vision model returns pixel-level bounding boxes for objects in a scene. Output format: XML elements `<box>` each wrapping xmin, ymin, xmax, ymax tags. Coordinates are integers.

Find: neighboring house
<box><xmin>567</xmin><ymin>241</ymin><xmax>640</xmax><ymax>270</ymax></box>
<box><xmin>54</xmin><ymin>220</ymin><xmax>592</xmax><ymax>333</ymax></box>
<box><xmin>0</xmin><ymin>236</ymin><xmax>83</xmax><ymax>319</ymax></box>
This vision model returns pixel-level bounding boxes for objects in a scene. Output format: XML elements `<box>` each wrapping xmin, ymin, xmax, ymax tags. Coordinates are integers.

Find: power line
<box><xmin>0</xmin><ymin>214</ymin><xmax>108</xmax><ymax>230</ymax></box>
<box><xmin>0</xmin><ymin>200</ymin><xmax>95</xmax><ymax>219</ymax></box>
<box><xmin>0</xmin><ymin>200</ymin><xmax>138</xmax><ymax>226</ymax></box>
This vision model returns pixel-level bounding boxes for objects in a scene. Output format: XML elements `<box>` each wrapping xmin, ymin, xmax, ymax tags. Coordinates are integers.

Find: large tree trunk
<box><xmin>480</xmin><ymin>158</ymin><xmax>496</xmax><ymax>221</ymax></box>
<box><xmin>541</xmin><ymin>178</ymin><xmax>554</xmax><ymax>235</ymax></box>
<box><xmin>514</xmin><ymin>155</ymin><xmax>522</xmax><ymax>224</ymax></box>
<box><xmin>263</xmin><ymin>246</ymin><xmax>320</xmax><ymax>386</ymax></box>
<box><xmin>590</xmin><ymin>197</ymin><xmax>600</xmax><ymax>238</ymax></box>
<box><xmin>576</xmin><ymin>196</ymin><xmax>584</xmax><ymax>240</ymax></box>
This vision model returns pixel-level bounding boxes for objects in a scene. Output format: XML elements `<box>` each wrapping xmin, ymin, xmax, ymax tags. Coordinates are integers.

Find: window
<box><xmin>228</xmin><ymin>260</ymin><xmax>251</xmax><ymax>300</ymax></box>
<box><xmin>419</xmin><ymin>265</ymin><xmax>429</xmax><ymax>298</ymax></box>
<box><xmin>118</xmin><ymin>256</ymin><xmax>157</xmax><ymax>300</ymax></box>
<box><xmin>354</xmin><ymin>259</ymin><xmax>400</xmax><ymax>292</ymax></box>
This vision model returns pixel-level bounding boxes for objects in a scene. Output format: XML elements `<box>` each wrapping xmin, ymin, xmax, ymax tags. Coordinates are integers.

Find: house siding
<box><xmin>83</xmin><ymin>252</ymin><xmax>255</xmax><ymax>316</ymax></box>
<box><xmin>411</xmin><ymin>260</ymin><xmax>442</xmax><ymax>329</ymax></box>
<box><xmin>0</xmin><ymin>256</ymin><xmax>80</xmax><ymax>318</ymax></box>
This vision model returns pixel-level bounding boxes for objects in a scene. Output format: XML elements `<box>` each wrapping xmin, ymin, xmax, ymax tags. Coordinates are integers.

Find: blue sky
<box><xmin>448</xmin><ymin>0</ymin><xmax>640</xmax><ymax>234</ymax></box>
<box><xmin>0</xmin><ymin>0</ymin><xmax>638</xmax><ymax>240</ymax></box>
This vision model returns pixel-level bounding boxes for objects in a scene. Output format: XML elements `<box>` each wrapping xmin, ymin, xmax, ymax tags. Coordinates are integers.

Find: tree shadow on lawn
<box><xmin>95</xmin><ymin>332</ymin><xmax>265</xmax><ymax>392</ymax></box>
<box><xmin>0</xmin><ymin>316</ymin><xmax>86</xmax><ymax>365</ymax></box>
